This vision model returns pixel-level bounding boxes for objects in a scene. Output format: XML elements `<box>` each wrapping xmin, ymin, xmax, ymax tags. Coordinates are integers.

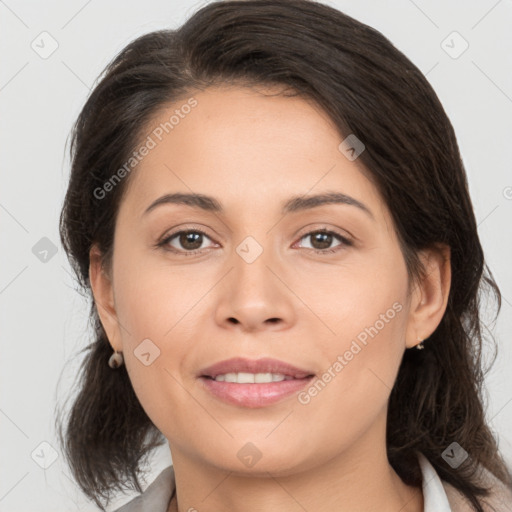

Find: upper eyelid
<box><xmin>163</xmin><ymin>221</ymin><xmax>352</xmax><ymax>238</ymax></box>
<box><xmin>162</xmin><ymin>226</ymin><xmax>351</xmax><ymax>249</ymax></box>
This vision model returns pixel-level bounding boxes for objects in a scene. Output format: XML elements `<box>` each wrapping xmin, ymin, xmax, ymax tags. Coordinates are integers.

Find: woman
<box><xmin>56</xmin><ymin>1</ymin><xmax>512</xmax><ymax>511</ymax></box>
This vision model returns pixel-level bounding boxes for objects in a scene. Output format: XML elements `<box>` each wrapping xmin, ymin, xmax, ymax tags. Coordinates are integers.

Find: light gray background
<box><xmin>1</xmin><ymin>0</ymin><xmax>511</xmax><ymax>510</ymax></box>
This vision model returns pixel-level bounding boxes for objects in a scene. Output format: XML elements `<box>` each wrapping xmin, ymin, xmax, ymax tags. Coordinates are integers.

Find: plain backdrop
<box><xmin>1</xmin><ymin>0</ymin><xmax>511</xmax><ymax>510</ymax></box>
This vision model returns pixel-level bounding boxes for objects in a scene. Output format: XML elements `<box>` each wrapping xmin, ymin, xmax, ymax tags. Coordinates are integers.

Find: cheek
<box><xmin>110</xmin><ymin>248</ymin><xmax>210</xmax><ymax>425</ymax></box>
<box><xmin>295</xmin><ymin>303</ymin><xmax>407</xmax><ymax>457</ymax></box>
<box><xmin>303</xmin><ymin>254</ymin><xmax>409</xmax><ymax>419</ymax></box>
<box><xmin>112</xmin><ymin>243</ymin><xmax>210</xmax><ymax>340</ymax></box>
<box><xmin>314</xmin><ymin>266</ymin><xmax>408</xmax><ymax>363</ymax></box>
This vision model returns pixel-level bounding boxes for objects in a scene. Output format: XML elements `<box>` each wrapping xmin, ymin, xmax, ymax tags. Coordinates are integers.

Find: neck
<box><xmin>167</xmin><ymin>416</ymin><xmax>423</xmax><ymax>512</ymax></box>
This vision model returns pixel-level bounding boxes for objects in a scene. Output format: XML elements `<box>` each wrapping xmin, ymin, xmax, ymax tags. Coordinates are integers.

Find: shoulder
<box><xmin>112</xmin><ymin>465</ymin><xmax>176</xmax><ymax>512</ymax></box>
<box><xmin>441</xmin><ymin>465</ymin><xmax>512</xmax><ymax>512</ymax></box>
<box><xmin>417</xmin><ymin>451</ymin><xmax>512</xmax><ymax>512</ymax></box>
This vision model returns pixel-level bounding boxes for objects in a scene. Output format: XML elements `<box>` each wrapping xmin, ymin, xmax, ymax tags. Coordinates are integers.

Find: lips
<box><xmin>198</xmin><ymin>357</ymin><xmax>316</xmax><ymax>408</ymax></box>
<box><xmin>199</xmin><ymin>357</ymin><xmax>315</xmax><ymax>379</ymax></box>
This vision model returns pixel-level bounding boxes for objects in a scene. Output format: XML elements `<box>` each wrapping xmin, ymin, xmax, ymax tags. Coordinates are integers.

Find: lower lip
<box><xmin>199</xmin><ymin>376</ymin><xmax>315</xmax><ymax>408</ymax></box>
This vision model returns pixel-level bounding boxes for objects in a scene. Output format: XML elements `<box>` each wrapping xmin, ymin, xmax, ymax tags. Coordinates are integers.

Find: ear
<box><xmin>89</xmin><ymin>244</ymin><xmax>122</xmax><ymax>351</ymax></box>
<box><xmin>405</xmin><ymin>243</ymin><xmax>451</xmax><ymax>349</ymax></box>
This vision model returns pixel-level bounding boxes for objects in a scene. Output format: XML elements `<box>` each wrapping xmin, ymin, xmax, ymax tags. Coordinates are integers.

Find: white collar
<box><xmin>417</xmin><ymin>452</ymin><xmax>453</xmax><ymax>511</ymax></box>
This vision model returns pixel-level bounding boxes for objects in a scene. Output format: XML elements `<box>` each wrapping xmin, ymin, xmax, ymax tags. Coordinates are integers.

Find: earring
<box><xmin>108</xmin><ymin>350</ymin><xmax>124</xmax><ymax>368</ymax></box>
<box><xmin>416</xmin><ymin>337</ymin><xmax>425</xmax><ymax>350</ymax></box>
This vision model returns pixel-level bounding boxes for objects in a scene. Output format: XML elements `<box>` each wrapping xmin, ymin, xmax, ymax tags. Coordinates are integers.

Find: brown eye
<box><xmin>296</xmin><ymin>229</ymin><xmax>353</xmax><ymax>254</ymax></box>
<box><xmin>308</xmin><ymin>232</ymin><xmax>335</xmax><ymax>250</ymax></box>
<box><xmin>176</xmin><ymin>232</ymin><xmax>204</xmax><ymax>251</ymax></box>
<box><xmin>159</xmin><ymin>229</ymin><xmax>216</xmax><ymax>255</ymax></box>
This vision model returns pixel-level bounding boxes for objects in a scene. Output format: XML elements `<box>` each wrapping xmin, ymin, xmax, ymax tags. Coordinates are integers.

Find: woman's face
<box><xmin>91</xmin><ymin>85</ymin><xmax>445</xmax><ymax>476</ymax></box>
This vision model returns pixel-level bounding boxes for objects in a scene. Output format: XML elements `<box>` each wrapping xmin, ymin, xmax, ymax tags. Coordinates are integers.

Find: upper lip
<box><xmin>199</xmin><ymin>357</ymin><xmax>315</xmax><ymax>379</ymax></box>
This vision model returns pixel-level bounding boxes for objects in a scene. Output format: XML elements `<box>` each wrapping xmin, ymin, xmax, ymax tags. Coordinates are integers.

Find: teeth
<box><xmin>213</xmin><ymin>372</ymin><xmax>294</xmax><ymax>383</ymax></box>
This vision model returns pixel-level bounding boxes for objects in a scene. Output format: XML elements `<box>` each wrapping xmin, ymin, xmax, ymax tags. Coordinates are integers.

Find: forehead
<box><xmin>119</xmin><ymin>85</ymin><xmax>388</xmax><ymax>225</ymax></box>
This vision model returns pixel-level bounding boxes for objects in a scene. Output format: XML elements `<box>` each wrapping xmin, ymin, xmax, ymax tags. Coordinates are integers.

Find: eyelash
<box><xmin>156</xmin><ymin>227</ymin><xmax>353</xmax><ymax>256</ymax></box>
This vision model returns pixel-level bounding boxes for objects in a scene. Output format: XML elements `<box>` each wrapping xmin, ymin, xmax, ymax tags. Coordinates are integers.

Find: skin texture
<box><xmin>89</xmin><ymin>85</ymin><xmax>451</xmax><ymax>512</ymax></box>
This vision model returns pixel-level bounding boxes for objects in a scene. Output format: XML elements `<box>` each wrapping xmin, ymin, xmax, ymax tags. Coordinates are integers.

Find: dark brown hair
<box><xmin>56</xmin><ymin>1</ymin><xmax>512</xmax><ymax>510</ymax></box>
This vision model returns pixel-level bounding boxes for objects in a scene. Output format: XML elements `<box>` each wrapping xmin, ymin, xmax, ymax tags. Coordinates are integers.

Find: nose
<box><xmin>214</xmin><ymin>241</ymin><xmax>297</xmax><ymax>333</ymax></box>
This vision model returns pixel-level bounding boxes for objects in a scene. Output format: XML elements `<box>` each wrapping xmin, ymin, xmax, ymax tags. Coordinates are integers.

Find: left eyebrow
<box><xmin>282</xmin><ymin>192</ymin><xmax>374</xmax><ymax>220</ymax></box>
<box><xmin>142</xmin><ymin>191</ymin><xmax>375</xmax><ymax>221</ymax></box>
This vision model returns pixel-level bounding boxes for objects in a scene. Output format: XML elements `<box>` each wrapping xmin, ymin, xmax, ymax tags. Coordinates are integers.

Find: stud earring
<box><xmin>108</xmin><ymin>349</ymin><xmax>124</xmax><ymax>368</ymax></box>
<box><xmin>416</xmin><ymin>337</ymin><xmax>425</xmax><ymax>350</ymax></box>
